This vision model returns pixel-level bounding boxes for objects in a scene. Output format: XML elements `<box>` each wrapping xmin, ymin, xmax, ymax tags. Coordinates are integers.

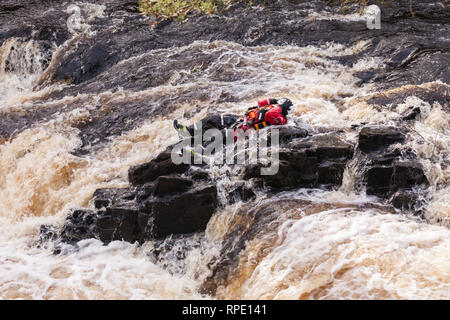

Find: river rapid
<box><xmin>0</xmin><ymin>0</ymin><xmax>449</xmax><ymax>299</ymax></box>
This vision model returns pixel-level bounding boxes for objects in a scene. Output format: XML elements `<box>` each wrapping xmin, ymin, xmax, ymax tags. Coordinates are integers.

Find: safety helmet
<box><xmin>277</xmin><ymin>98</ymin><xmax>293</xmax><ymax>114</ymax></box>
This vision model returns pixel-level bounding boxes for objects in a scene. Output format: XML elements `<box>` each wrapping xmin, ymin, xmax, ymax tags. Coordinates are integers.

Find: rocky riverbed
<box><xmin>0</xmin><ymin>0</ymin><xmax>449</xmax><ymax>299</ymax></box>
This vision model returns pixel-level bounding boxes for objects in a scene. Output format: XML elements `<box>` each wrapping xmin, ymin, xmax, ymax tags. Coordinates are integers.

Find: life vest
<box><xmin>245</xmin><ymin>105</ymin><xmax>274</xmax><ymax>130</ymax></box>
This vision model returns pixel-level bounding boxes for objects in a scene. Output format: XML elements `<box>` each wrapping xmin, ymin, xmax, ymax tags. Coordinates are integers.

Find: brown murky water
<box><xmin>0</xmin><ymin>1</ymin><xmax>448</xmax><ymax>299</ymax></box>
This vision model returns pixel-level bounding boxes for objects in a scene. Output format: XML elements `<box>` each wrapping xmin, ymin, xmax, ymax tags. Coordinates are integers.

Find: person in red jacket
<box><xmin>173</xmin><ymin>97</ymin><xmax>293</xmax><ymax>138</ymax></box>
<box><xmin>238</xmin><ymin>97</ymin><xmax>290</xmax><ymax>132</ymax></box>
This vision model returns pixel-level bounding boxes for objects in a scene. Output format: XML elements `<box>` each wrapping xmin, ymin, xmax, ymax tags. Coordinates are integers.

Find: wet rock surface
<box><xmin>390</xmin><ymin>190</ymin><xmax>427</xmax><ymax>215</ymax></box>
<box><xmin>41</xmin><ymin>126</ymin><xmax>354</xmax><ymax>246</ymax></box>
<box><xmin>49</xmin><ymin>172</ymin><xmax>219</xmax><ymax>246</ymax></box>
<box><xmin>244</xmin><ymin>132</ymin><xmax>354</xmax><ymax>190</ymax></box>
<box><xmin>40</xmin><ymin>119</ymin><xmax>437</xmax><ymax>249</ymax></box>
<box><xmin>140</xmin><ymin>184</ymin><xmax>218</xmax><ymax>238</ymax></box>
<box><xmin>0</xmin><ymin>0</ymin><xmax>448</xmax><ymax>152</ymax></box>
<box><xmin>1</xmin><ymin>0</ymin><xmax>447</xmax><ymax>299</ymax></box>
<box><xmin>358</xmin><ymin>126</ymin><xmax>405</xmax><ymax>153</ymax></box>
<box><xmin>59</xmin><ymin>209</ymin><xmax>98</xmax><ymax>245</ymax></box>
<box><xmin>355</xmin><ymin>125</ymin><xmax>430</xmax><ymax>203</ymax></box>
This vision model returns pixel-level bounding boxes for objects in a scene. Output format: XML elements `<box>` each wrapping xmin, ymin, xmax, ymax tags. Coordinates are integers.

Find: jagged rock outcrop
<box><xmin>41</xmin><ymin>122</ymin><xmax>435</xmax><ymax>248</ymax></box>
<box><xmin>139</xmin><ymin>184</ymin><xmax>218</xmax><ymax>239</ymax></box>
<box><xmin>59</xmin><ymin>209</ymin><xmax>98</xmax><ymax>245</ymax></box>
<box><xmin>244</xmin><ymin>132</ymin><xmax>354</xmax><ymax>190</ymax></box>
<box><xmin>44</xmin><ymin>160</ymin><xmax>219</xmax><ymax>247</ymax></box>
<box><xmin>227</xmin><ymin>182</ymin><xmax>257</xmax><ymax>204</ymax></box>
<box><xmin>152</xmin><ymin>174</ymin><xmax>193</xmax><ymax>196</ymax></box>
<box><xmin>390</xmin><ymin>190</ymin><xmax>426</xmax><ymax>214</ymax></box>
<box><xmin>93</xmin><ymin>188</ymin><xmax>136</xmax><ymax>209</ymax></box>
<box><xmin>356</xmin><ymin>125</ymin><xmax>430</xmax><ymax>213</ymax></box>
<box><xmin>40</xmin><ymin>126</ymin><xmax>359</xmax><ymax>247</ymax></box>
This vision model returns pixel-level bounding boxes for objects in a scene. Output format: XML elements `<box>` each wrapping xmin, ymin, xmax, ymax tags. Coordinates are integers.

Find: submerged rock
<box><xmin>38</xmin><ymin>224</ymin><xmax>59</xmax><ymax>244</ymax></box>
<box><xmin>227</xmin><ymin>183</ymin><xmax>257</xmax><ymax>204</ymax></box>
<box><xmin>199</xmin><ymin>198</ymin><xmax>397</xmax><ymax>296</ymax></box>
<box><xmin>276</xmin><ymin>126</ymin><xmax>309</xmax><ymax>146</ymax></box>
<box><xmin>390</xmin><ymin>190</ymin><xmax>426</xmax><ymax>215</ymax></box>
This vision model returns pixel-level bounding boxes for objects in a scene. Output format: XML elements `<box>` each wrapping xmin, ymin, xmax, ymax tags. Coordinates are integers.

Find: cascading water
<box><xmin>0</xmin><ymin>38</ymin><xmax>50</xmax><ymax>109</ymax></box>
<box><xmin>0</xmin><ymin>0</ymin><xmax>448</xmax><ymax>299</ymax></box>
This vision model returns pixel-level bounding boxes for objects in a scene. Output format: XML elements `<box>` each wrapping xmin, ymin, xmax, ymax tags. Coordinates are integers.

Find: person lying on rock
<box><xmin>173</xmin><ymin>97</ymin><xmax>293</xmax><ymax>139</ymax></box>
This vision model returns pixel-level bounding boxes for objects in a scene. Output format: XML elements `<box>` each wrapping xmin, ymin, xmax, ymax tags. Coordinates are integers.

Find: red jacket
<box><xmin>238</xmin><ymin>98</ymin><xmax>287</xmax><ymax>132</ymax></box>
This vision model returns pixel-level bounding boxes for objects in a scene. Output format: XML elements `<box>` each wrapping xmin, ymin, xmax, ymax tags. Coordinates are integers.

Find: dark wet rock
<box><xmin>365</xmin><ymin>160</ymin><xmax>429</xmax><ymax>198</ymax></box>
<box><xmin>358</xmin><ymin>126</ymin><xmax>406</xmax><ymax>153</ymax></box>
<box><xmin>59</xmin><ymin>209</ymin><xmax>98</xmax><ymax>245</ymax></box>
<box><xmin>366</xmin><ymin>166</ymin><xmax>394</xmax><ymax>197</ymax></box>
<box><xmin>135</xmin><ymin>183</ymin><xmax>154</xmax><ymax>202</ymax></box>
<box><xmin>128</xmin><ymin>150</ymin><xmax>189</xmax><ymax>186</ymax></box>
<box><xmin>368</xmin><ymin>149</ymin><xmax>402</xmax><ymax>166</ymax></box>
<box><xmin>53</xmin><ymin>43</ymin><xmax>115</xmax><ymax>85</ymax></box>
<box><xmin>0</xmin><ymin>2</ymin><xmax>71</xmax><ymax>46</ymax></box>
<box><xmin>140</xmin><ymin>185</ymin><xmax>218</xmax><ymax>239</ymax></box>
<box><xmin>55</xmin><ymin>182</ymin><xmax>218</xmax><ymax>245</ymax></box>
<box><xmin>244</xmin><ymin>133</ymin><xmax>354</xmax><ymax>190</ymax></box>
<box><xmin>290</xmin><ymin>133</ymin><xmax>354</xmax><ymax>160</ymax></box>
<box><xmin>390</xmin><ymin>190</ymin><xmax>425</xmax><ymax>215</ymax></box>
<box><xmin>97</xmin><ymin>204</ymin><xmax>140</xmax><ymax>243</ymax></box>
<box><xmin>153</xmin><ymin>175</ymin><xmax>193</xmax><ymax>196</ymax></box>
<box><xmin>190</xmin><ymin>169</ymin><xmax>210</xmax><ymax>181</ymax></box>
<box><xmin>391</xmin><ymin>161</ymin><xmax>429</xmax><ymax>190</ymax></box>
<box><xmin>277</xmin><ymin>126</ymin><xmax>309</xmax><ymax>146</ymax></box>
<box><xmin>265</xmin><ymin>152</ymin><xmax>319</xmax><ymax>189</ymax></box>
<box><xmin>366</xmin><ymin>82</ymin><xmax>450</xmax><ymax>113</ymax></box>
<box><xmin>318</xmin><ymin>161</ymin><xmax>347</xmax><ymax>186</ymax></box>
<box><xmin>93</xmin><ymin>187</ymin><xmax>135</xmax><ymax>209</ymax></box>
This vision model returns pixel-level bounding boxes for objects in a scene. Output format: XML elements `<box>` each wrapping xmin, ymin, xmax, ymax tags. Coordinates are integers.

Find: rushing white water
<box><xmin>227</xmin><ymin>209</ymin><xmax>450</xmax><ymax>299</ymax></box>
<box><xmin>0</xmin><ymin>18</ymin><xmax>448</xmax><ymax>299</ymax></box>
<box><xmin>0</xmin><ymin>38</ymin><xmax>50</xmax><ymax>109</ymax></box>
